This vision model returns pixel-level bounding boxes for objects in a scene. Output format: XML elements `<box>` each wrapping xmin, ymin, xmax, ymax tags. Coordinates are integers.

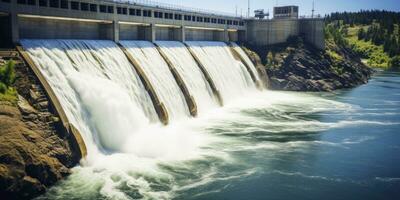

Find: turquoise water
<box><xmin>39</xmin><ymin>70</ymin><xmax>400</xmax><ymax>200</ymax></box>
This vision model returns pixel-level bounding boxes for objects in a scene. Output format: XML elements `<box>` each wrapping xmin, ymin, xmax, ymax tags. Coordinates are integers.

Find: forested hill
<box><xmin>326</xmin><ymin>10</ymin><xmax>400</xmax><ymax>29</ymax></box>
<box><xmin>325</xmin><ymin>10</ymin><xmax>400</xmax><ymax>68</ymax></box>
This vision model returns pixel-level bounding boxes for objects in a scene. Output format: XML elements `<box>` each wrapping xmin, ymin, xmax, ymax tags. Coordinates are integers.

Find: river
<box><xmin>37</xmin><ymin>70</ymin><xmax>400</xmax><ymax>200</ymax></box>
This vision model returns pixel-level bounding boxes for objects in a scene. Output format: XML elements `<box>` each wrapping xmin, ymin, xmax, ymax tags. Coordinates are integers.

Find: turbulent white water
<box><xmin>22</xmin><ymin>39</ymin><xmax>300</xmax><ymax>199</ymax></box>
<box><xmin>120</xmin><ymin>40</ymin><xmax>190</xmax><ymax>120</ymax></box>
<box><xmin>155</xmin><ymin>41</ymin><xmax>219</xmax><ymax>115</ymax></box>
<box><xmin>185</xmin><ymin>41</ymin><xmax>256</xmax><ymax>104</ymax></box>
<box><xmin>20</xmin><ymin>39</ymin><xmax>158</xmax><ymax>158</ymax></box>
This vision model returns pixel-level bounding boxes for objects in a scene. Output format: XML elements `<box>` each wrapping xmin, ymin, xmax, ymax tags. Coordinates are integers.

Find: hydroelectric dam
<box><xmin>0</xmin><ymin>0</ymin><xmax>324</xmax><ymax>160</ymax></box>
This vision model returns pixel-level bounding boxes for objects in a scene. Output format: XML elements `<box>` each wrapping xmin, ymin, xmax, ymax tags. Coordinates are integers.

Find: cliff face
<box><xmin>0</xmin><ymin>59</ymin><xmax>78</xmax><ymax>200</ymax></box>
<box><xmin>244</xmin><ymin>38</ymin><xmax>374</xmax><ymax>91</ymax></box>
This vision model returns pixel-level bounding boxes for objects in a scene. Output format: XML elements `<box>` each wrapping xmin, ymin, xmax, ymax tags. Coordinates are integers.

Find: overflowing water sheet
<box><xmin>155</xmin><ymin>41</ymin><xmax>219</xmax><ymax>115</ymax></box>
<box><xmin>20</xmin><ymin>39</ymin><xmax>158</xmax><ymax>156</ymax></box>
<box><xmin>119</xmin><ymin>40</ymin><xmax>190</xmax><ymax>120</ymax></box>
<box><xmin>230</xmin><ymin>42</ymin><xmax>261</xmax><ymax>83</ymax></box>
<box><xmin>185</xmin><ymin>41</ymin><xmax>256</xmax><ymax>104</ymax></box>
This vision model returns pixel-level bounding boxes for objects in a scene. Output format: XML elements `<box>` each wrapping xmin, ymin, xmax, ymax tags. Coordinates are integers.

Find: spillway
<box><xmin>230</xmin><ymin>42</ymin><xmax>261</xmax><ymax>83</ymax></box>
<box><xmin>20</xmin><ymin>39</ymin><xmax>262</xmax><ymax>162</ymax></box>
<box><xmin>155</xmin><ymin>41</ymin><xmax>219</xmax><ymax>115</ymax></box>
<box><xmin>185</xmin><ymin>41</ymin><xmax>256</xmax><ymax>103</ymax></box>
<box><xmin>119</xmin><ymin>41</ymin><xmax>190</xmax><ymax>120</ymax></box>
<box><xmin>20</xmin><ymin>39</ymin><xmax>158</xmax><ymax>155</ymax></box>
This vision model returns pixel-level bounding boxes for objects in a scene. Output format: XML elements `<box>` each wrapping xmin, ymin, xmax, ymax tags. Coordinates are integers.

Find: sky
<box><xmin>149</xmin><ymin>0</ymin><xmax>400</xmax><ymax>17</ymax></box>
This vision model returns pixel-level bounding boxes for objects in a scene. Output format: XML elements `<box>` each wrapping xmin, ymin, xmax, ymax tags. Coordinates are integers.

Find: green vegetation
<box><xmin>0</xmin><ymin>60</ymin><xmax>17</xmax><ymax>103</ymax></box>
<box><xmin>325</xmin><ymin>10</ymin><xmax>400</xmax><ymax>68</ymax></box>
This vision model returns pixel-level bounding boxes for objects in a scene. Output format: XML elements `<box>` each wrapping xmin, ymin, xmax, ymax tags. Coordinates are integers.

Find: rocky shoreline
<box><xmin>0</xmin><ymin>58</ymin><xmax>78</xmax><ymax>200</ymax></box>
<box><xmin>244</xmin><ymin>37</ymin><xmax>374</xmax><ymax>91</ymax></box>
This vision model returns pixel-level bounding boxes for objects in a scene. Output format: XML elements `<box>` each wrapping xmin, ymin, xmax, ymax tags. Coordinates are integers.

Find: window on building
<box><xmin>117</xmin><ymin>7</ymin><xmax>127</xmax><ymax>15</ymax></box>
<box><xmin>154</xmin><ymin>11</ymin><xmax>163</xmax><ymax>18</ymax></box>
<box><xmin>136</xmin><ymin>9</ymin><xmax>142</xmax><ymax>16</ymax></box>
<box><xmin>143</xmin><ymin>10</ymin><xmax>152</xmax><ymax>17</ymax></box>
<box><xmin>90</xmin><ymin>4</ymin><xmax>97</xmax><ymax>12</ymax></box>
<box><xmin>80</xmin><ymin>3</ymin><xmax>89</xmax><ymax>11</ymax></box>
<box><xmin>184</xmin><ymin>15</ymin><xmax>191</xmax><ymax>21</ymax></box>
<box><xmin>129</xmin><ymin>8</ymin><xmax>135</xmax><ymax>15</ymax></box>
<box><xmin>107</xmin><ymin>6</ymin><xmax>114</xmax><ymax>13</ymax></box>
<box><xmin>49</xmin><ymin>0</ymin><xmax>58</xmax><ymax>8</ymax></box>
<box><xmin>227</xmin><ymin>20</ymin><xmax>233</xmax><ymax>25</ymax></box>
<box><xmin>99</xmin><ymin>5</ymin><xmax>107</xmax><ymax>13</ymax></box>
<box><xmin>39</xmin><ymin>0</ymin><xmax>47</xmax><ymax>6</ymax></box>
<box><xmin>60</xmin><ymin>0</ymin><xmax>68</xmax><ymax>9</ymax></box>
<box><xmin>239</xmin><ymin>21</ymin><xmax>244</xmax><ymax>26</ymax></box>
<box><xmin>27</xmin><ymin>0</ymin><xmax>35</xmax><ymax>5</ymax></box>
<box><xmin>175</xmin><ymin>14</ymin><xmax>182</xmax><ymax>20</ymax></box>
<box><xmin>17</xmin><ymin>0</ymin><xmax>26</xmax><ymax>4</ymax></box>
<box><xmin>70</xmin><ymin>1</ymin><xmax>79</xmax><ymax>10</ymax></box>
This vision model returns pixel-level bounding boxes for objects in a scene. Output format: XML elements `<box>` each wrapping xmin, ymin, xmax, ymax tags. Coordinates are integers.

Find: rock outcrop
<box><xmin>0</xmin><ymin>59</ymin><xmax>78</xmax><ymax>200</ymax></box>
<box><xmin>244</xmin><ymin>38</ymin><xmax>374</xmax><ymax>91</ymax></box>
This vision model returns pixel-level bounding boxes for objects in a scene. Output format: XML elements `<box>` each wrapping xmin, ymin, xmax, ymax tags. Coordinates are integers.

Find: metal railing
<box><xmin>110</xmin><ymin>0</ymin><xmax>243</xmax><ymax>18</ymax></box>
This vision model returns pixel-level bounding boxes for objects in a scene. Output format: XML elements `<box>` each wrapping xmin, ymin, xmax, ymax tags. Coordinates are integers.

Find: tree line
<box><xmin>325</xmin><ymin>10</ymin><xmax>400</xmax><ymax>67</ymax></box>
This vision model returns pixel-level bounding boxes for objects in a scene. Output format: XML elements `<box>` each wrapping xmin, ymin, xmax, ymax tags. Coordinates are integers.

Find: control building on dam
<box><xmin>0</xmin><ymin>0</ymin><xmax>325</xmax><ymax>49</ymax></box>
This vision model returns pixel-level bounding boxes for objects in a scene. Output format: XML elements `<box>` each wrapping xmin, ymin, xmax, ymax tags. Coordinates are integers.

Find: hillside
<box><xmin>325</xmin><ymin>10</ymin><xmax>400</xmax><ymax>68</ymax></box>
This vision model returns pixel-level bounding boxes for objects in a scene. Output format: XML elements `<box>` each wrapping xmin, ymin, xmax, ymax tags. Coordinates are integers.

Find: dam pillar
<box><xmin>9</xmin><ymin>0</ymin><xmax>19</xmax><ymax>44</ymax></box>
<box><xmin>223</xmin><ymin>28</ymin><xmax>229</xmax><ymax>42</ymax></box>
<box><xmin>113</xmin><ymin>20</ymin><xmax>120</xmax><ymax>43</ymax></box>
<box><xmin>150</xmin><ymin>23</ymin><xmax>156</xmax><ymax>42</ymax></box>
<box><xmin>179</xmin><ymin>26</ymin><xmax>186</xmax><ymax>42</ymax></box>
<box><xmin>11</xmin><ymin>13</ymin><xmax>19</xmax><ymax>44</ymax></box>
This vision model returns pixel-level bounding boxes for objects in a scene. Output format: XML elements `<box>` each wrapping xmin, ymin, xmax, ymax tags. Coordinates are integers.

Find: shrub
<box><xmin>0</xmin><ymin>82</ymin><xmax>6</xmax><ymax>94</ymax></box>
<box><xmin>0</xmin><ymin>60</ymin><xmax>16</xmax><ymax>89</ymax></box>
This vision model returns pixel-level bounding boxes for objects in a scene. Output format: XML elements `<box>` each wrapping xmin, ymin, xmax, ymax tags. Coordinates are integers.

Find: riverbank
<box><xmin>0</xmin><ymin>58</ymin><xmax>78</xmax><ymax>199</ymax></box>
<box><xmin>243</xmin><ymin>36</ymin><xmax>374</xmax><ymax>91</ymax></box>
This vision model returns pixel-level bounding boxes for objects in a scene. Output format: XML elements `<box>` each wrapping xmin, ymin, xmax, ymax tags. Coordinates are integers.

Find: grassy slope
<box><xmin>346</xmin><ymin>26</ymin><xmax>390</xmax><ymax>68</ymax></box>
<box><xmin>0</xmin><ymin>88</ymin><xmax>17</xmax><ymax>104</ymax></box>
<box><xmin>0</xmin><ymin>61</ymin><xmax>17</xmax><ymax>104</ymax></box>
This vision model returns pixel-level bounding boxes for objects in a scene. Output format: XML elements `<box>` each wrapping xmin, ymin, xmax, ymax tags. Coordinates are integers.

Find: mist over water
<box><xmin>21</xmin><ymin>39</ymin><xmax>400</xmax><ymax>200</ymax></box>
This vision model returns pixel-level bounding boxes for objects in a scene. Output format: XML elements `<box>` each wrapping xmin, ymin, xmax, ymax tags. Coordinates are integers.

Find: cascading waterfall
<box><xmin>185</xmin><ymin>41</ymin><xmax>257</xmax><ymax>103</ymax></box>
<box><xmin>120</xmin><ymin>40</ymin><xmax>190</xmax><ymax>120</ymax></box>
<box><xmin>21</xmin><ymin>39</ymin><xmax>262</xmax><ymax>164</ymax></box>
<box><xmin>20</xmin><ymin>39</ymin><xmax>158</xmax><ymax>157</ymax></box>
<box><xmin>230</xmin><ymin>42</ymin><xmax>261</xmax><ymax>83</ymax></box>
<box><xmin>155</xmin><ymin>41</ymin><xmax>219</xmax><ymax>115</ymax></box>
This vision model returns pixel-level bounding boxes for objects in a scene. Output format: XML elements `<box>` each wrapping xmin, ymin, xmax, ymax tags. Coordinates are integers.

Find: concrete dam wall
<box><xmin>0</xmin><ymin>0</ymin><xmax>324</xmax><ymax>49</ymax></box>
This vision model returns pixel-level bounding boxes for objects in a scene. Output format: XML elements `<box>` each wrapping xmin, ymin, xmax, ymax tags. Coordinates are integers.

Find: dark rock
<box><xmin>0</xmin><ymin>61</ymin><xmax>78</xmax><ymax>200</ymax></box>
<box><xmin>244</xmin><ymin>41</ymin><xmax>373</xmax><ymax>92</ymax></box>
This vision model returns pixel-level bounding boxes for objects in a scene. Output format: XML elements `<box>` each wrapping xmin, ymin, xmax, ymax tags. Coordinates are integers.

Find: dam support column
<box><xmin>150</xmin><ymin>23</ymin><xmax>156</xmax><ymax>42</ymax></box>
<box><xmin>223</xmin><ymin>28</ymin><xmax>229</xmax><ymax>42</ymax></box>
<box><xmin>113</xmin><ymin>20</ymin><xmax>119</xmax><ymax>43</ymax></box>
<box><xmin>11</xmin><ymin>13</ymin><xmax>19</xmax><ymax>44</ymax></box>
<box><xmin>179</xmin><ymin>26</ymin><xmax>186</xmax><ymax>42</ymax></box>
<box><xmin>10</xmin><ymin>0</ymin><xmax>19</xmax><ymax>44</ymax></box>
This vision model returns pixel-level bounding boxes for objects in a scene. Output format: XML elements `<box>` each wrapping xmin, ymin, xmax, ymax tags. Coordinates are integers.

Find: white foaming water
<box><xmin>230</xmin><ymin>42</ymin><xmax>261</xmax><ymax>82</ymax></box>
<box><xmin>21</xmin><ymin>39</ymin><xmax>375</xmax><ymax>200</ymax></box>
<box><xmin>186</xmin><ymin>41</ymin><xmax>257</xmax><ymax>104</ymax></box>
<box><xmin>20</xmin><ymin>39</ymin><xmax>157</xmax><ymax>159</ymax></box>
<box><xmin>155</xmin><ymin>41</ymin><xmax>219</xmax><ymax>114</ymax></box>
<box><xmin>120</xmin><ymin>40</ymin><xmax>190</xmax><ymax>120</ymax></box>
